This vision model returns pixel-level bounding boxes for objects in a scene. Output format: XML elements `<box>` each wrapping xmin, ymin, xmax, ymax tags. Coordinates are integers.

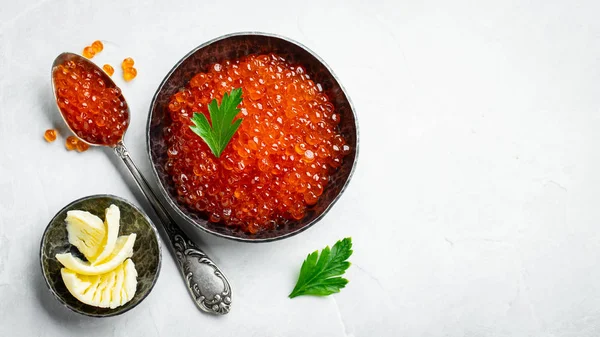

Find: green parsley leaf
<box><xmin>189</xmin><ymin>88</ymin><xmax>243</xmax><ymax>158</ymax></box>
<box><xmin>289</xmin><ymin>237</ymin><xmax>353</xmax><ymax>298</ymax></box>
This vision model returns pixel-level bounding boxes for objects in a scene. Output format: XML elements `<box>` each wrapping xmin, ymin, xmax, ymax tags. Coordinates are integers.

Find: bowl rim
<box><xmin>146</xmin><ymin>31</ymin><xmax>360</xmax><ymax>242</ymax></box>
<box><xmin>39</xmin><ymin>194</ymin><xmax>163</xmax><ymax>317</ymax></box>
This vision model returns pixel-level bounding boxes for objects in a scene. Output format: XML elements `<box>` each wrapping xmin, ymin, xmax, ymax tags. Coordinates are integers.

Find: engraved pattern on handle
<box><xmin>114</xmin><ymin>141</ymin><xmax>232</xmax><ymax>315</ymax></box>
<box><xmin>172</xmin><ymin>235</ymin><xmax>231</xmax><ymax>314</ymax></box>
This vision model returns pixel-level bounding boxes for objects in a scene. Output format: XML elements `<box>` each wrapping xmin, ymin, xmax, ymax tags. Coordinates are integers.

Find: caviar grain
<box><xmin>91</xmin><ymin>40</ymin><xmax>103</xmax><ymax>53</ymax></box>
<box><xmin>102</xmin><ymin>64</ymin><xmax>114</xmax><ymax>76</ymax></box>
<box><xmin>65</xmin><ymin>136</ymin><xmax>79</xmax><ymax>151</ymax></box>
<box><xmin>44</xmin><ymin>129</ymin><xmax>57</xmax><ymax>142</ymax></box>
<box><xmin>123</xmin><ymin>67</ymin><xmax>137</xmax><ymax>82</ymax></box>
<box><xmin>82</xmin><ymin>46</ymin><xmax>95</xmax><ymax>59</ymax></box>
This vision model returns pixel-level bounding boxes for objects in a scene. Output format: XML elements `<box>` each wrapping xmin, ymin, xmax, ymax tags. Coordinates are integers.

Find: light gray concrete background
<box><xmin>1</xmin><ymin>0</ymin><xmax>599</xmax><ymax>336</ymax></box>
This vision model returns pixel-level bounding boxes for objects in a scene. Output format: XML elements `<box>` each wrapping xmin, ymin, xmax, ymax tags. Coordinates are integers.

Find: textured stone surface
<box><xmin>2</xmin><ymin>0</ymin><xmax>600</xmax><ymax>336</ymax></box>
<box><xmin>40</xmin><ymin>195</ymin><xmax>161</xmax><ymax>317</ymax></box>
<box><xmin>148</xmin><ymin>33</ymin><xmax>358</xmax><ymax>241</ymax></box>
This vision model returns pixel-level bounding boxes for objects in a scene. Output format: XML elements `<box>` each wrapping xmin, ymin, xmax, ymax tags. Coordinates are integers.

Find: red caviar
<box><xmin>82</xmin><ymin>46</ymin><xmax>95</xmax><ymax>59</ymax></box>
<box><xmin>165</xmin><ymin>53</ymin><xmax>348</xmax><ymax>233</ymax></box>
<box><xmin>53</xmin><ymin>59</ymin><xmax>129</xmax><ymax>146</ymax></box>
<box><xmin>65</xmin><ymin>136</ymin><xmax>79</xmax><ymax>151</ymax></box>
<box><xmin>121</xmin><ymin>57</ymin><xmax>137</xmax><ymax>82</ymax></box>
<box><xmin>91</xmin><ymin>40</ymin><xmax>103</xmax><ymax>53</ymax></box>
<box><xmin>76</xmin><ymin>140</ymin><xmax>90</xmax><ymax>152</ymax></box>
<box><xmin>102</xmin><ymin>64</ymin><xmax>114</xmax><ymax>76</ymax></box>
<box><xmin>121</xmin><ymin>57</ymin><xmax>134</xmax><ymax>69</ymax></box>
<box><xmin>123</xmin><ymin>67</ymin><xmax>137</xmax><ymax>82</ymax></box>
<box><xmin>44</xmin><ymin>129</ymin><xmax>57</xmax><ymax>142</ymax></box>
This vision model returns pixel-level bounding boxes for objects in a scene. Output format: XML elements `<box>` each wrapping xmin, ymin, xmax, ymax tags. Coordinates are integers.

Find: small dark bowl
<box><xmin>40</xmin><ymin>195</ymin><xmax>162</xmax><ymax>317</ymax></box>
<box><xmin>147</xmin><ymin>32</ymin><xmax>358</xmax><ymax>242</ymax></box>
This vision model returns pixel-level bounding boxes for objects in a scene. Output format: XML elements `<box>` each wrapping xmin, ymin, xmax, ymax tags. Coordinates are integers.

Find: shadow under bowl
<box><xmin>147</xmin><ymin>32</ymin><xmax>358</xmax><ymax>242</ymax></box>
<box><xmin>40</xmin><ymin>194</ymin><xmax>162</xmax><ymax>317</ymax></box>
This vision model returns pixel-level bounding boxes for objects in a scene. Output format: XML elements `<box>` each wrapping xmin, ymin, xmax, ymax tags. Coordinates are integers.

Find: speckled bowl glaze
<box><xmin>147</xmin><ymin>32</ymin><xmax>359</xmax><ymax>242</ymax></box>
<box><xmin>40</xmin><ymin>195</ymin><xmax>162</xmax><ymax>317</ymax></box>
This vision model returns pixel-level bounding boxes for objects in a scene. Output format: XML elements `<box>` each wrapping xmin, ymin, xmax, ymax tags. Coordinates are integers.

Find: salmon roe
<box><xmin>121</xmin><ymin>57</ymin><xmax>137</xmax><ymax>81</ymax></box>
<box><xmin>123</xmin><ymin>67</ymin><xmax>137</xmax><ymax>82</ymax></box>
<box><xmin>164</xmin><ymin>53</ymin><xmax>348</xmax><ymax>233</ymax></box>
<box><xmin>76</xmin><ymin>140</ymin><xmax>90</xmax><ymax>152</ymax></box>
<box><xmin>122</xmin><ymin>57</ymin><xmax>134</xmax><ymax>69</ymax></box>
<box><xmin>91</xmin><ymin>40</ymin><xmax>103</xmax><ymax>53</ymax></box>
<box><xmin>53</xmin><ymin>59</ymin><xmax>129</xmax><ymax>146</ymax></box>
<box><xmin>102</xmin><ymin>64</ymin><xmax>115</xmax><ymax>76</ymax></box>
<box><xmin>82</xmin><ymin>46</ymin><xmax>95</xmax><ymax>59</ymax></box>
<box><xmin>44</xmin><ymin>129</ymin><xmax>57</xmax><ymax>142</ymax></box>
<box><xmin>82</xmin><ymin>40</ymin><xmax>103</xmax><ymax>59</ymax></box>
<box><xmin>65</xmin><ymin>136</ymin><xmax>79</xmax><ymax>151</ymax></box>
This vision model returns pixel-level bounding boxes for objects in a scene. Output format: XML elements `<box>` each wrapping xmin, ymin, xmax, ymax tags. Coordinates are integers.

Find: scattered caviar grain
<box><xmin>44</xmin><ymin>129</ymin><xmax>57</xmax><ymax>142</ymax></box>
<box><xmin>82</xmin><ymin>46</ymin><xmax>95</xmax><ymax>59</ymax></box>
<box><xmin>102</xmin><ymin>64</ymin><xmax>114</xmax><ymax>76</ymax></box>
<box><xmin>53</xmin><ymin>59</ymin><xmax>129</xmax><ymax>146</ymax></box>
<box><xmin>165</xmin><ymin>53</ymin><xmax>348</xmax><ymax>233</ymax></box>
<box><xmin>65</xmin><ymin>136</ymin><xmax>79</xmax><ymax>151</ymax></box>
<box><xmin>123</xmin><ymin>67</ymin><xmax>137</xmax><ymax>82</ymax></box>
<box><xmin>121</xmin><ymin>57</ymin><xmax>134</xmax><ymax>69</ymax></box>
<box><xmin>76</xmin><ymin>140</ymin><xmax>90</xmax><ymax>152</ymax></box>
<box><xmin>91</xmin><ymin>40</ymin><xmax>103</xmax><ymax>53</ymax></box>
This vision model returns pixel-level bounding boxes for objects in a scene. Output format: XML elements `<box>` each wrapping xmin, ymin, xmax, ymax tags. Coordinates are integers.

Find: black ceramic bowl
<box><xmin>147</xmin><ymin>32</ymin><xmax>358</xmax><ymax>242</ymax></box>
<box><xmin>40</xmin><ymin>195</ymin><xmax>162</xmax><ymax>317</ymax></box>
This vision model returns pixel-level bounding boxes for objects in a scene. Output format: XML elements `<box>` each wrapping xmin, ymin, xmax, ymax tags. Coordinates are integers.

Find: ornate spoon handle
<box><xmin>114</xmin><ymin>141</ymin><xmax>232</xmax><ymax>314</ymax></box>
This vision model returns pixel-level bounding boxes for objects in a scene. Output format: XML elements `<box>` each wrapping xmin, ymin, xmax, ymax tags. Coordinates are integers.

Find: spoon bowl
<box><xmin>51</xmin><ymin>52</ymin><xmax>130</xmax><ymax>147</ymax></box>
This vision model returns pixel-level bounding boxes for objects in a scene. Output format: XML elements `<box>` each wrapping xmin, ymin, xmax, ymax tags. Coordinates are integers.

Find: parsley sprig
<box><xmin>289</xmin><ymin>237</ymin><xmax>353</xmax><ymax>298</ymax></box>
<box><xmin>189</xmin><ymin>88</ymin><xmax>243</xmax><ymax>158</ymax></box>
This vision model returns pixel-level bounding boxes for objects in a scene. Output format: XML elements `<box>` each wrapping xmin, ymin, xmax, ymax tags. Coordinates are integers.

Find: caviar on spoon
<box><xmin>50</xmin><ymin>52</ymin><xmax>232</xmax><ymax>315</ymax></box>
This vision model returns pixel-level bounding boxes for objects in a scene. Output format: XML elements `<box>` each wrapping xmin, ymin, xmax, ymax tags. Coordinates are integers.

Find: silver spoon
<box><xmin>51</xmin><ymin>52</ymin><xmax>232</xmax><ymax>315</ymax></box>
